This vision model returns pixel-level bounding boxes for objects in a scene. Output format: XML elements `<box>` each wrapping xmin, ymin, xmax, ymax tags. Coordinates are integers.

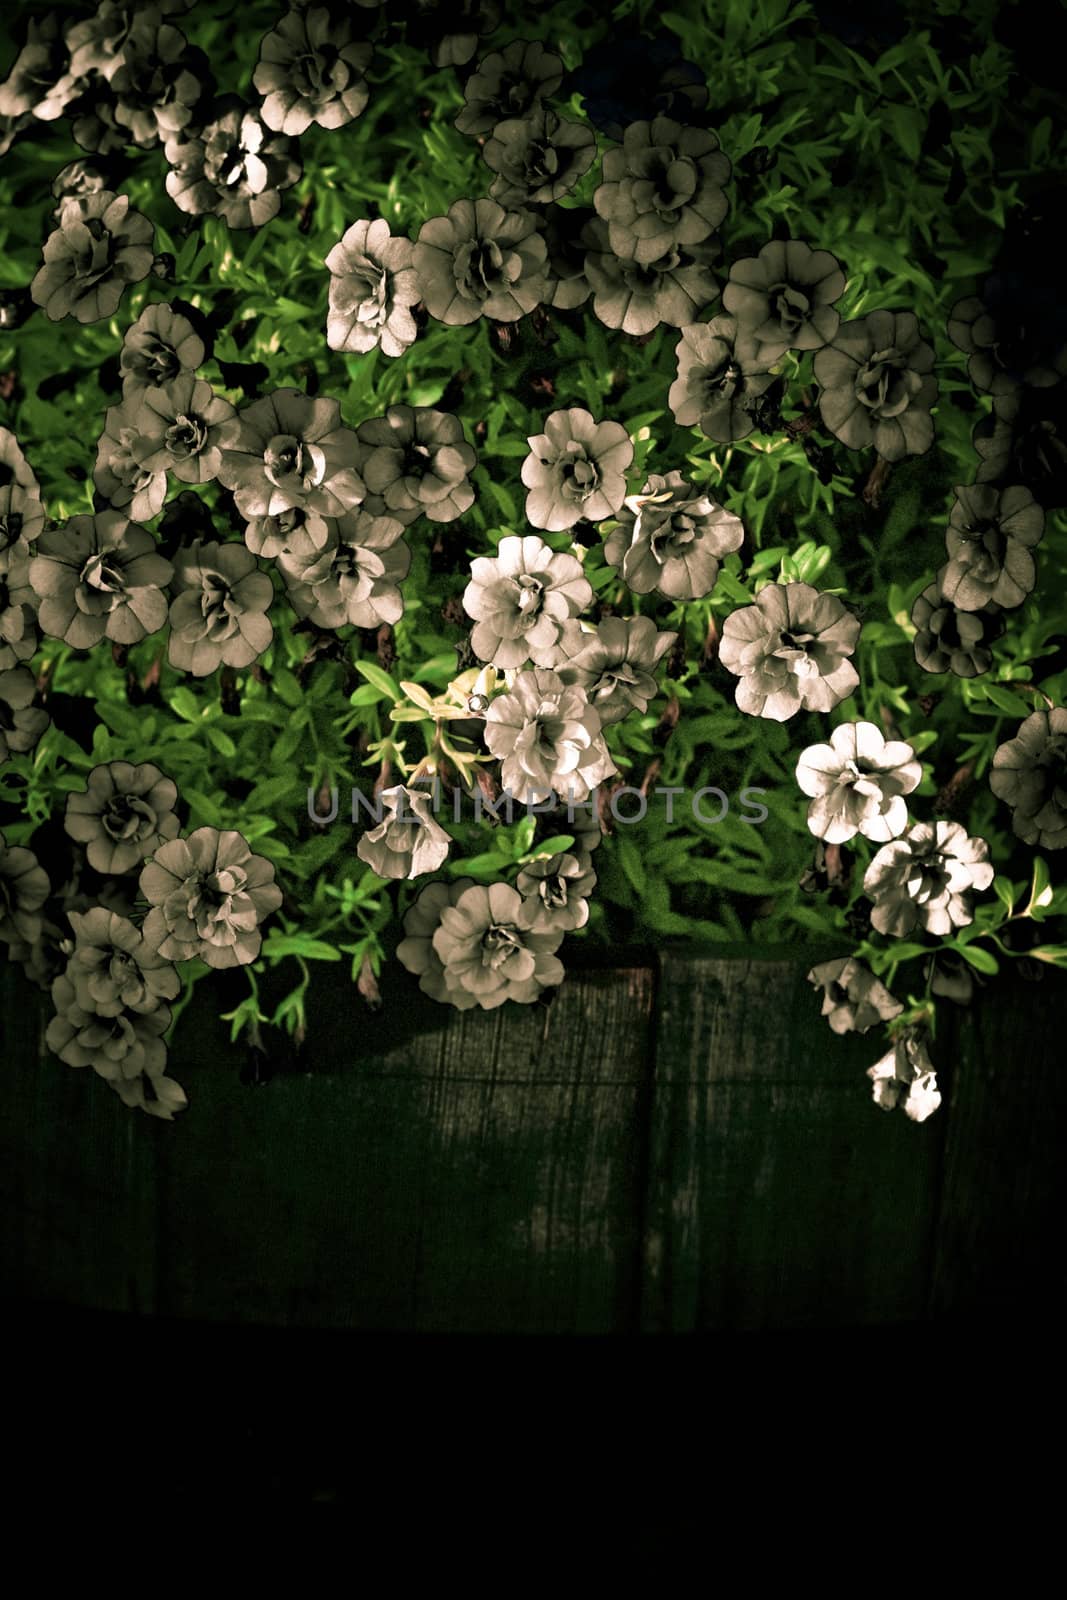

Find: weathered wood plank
<box><xmin>640</xmin><ymin>952</ymin><xmax>947</xmax><ymax>1331</ymax></box>
<box><xmin>0</xmin><ymin>960</ymin><xmax>160</xmax><ymax>1315</ymax></box>
<box><xmin>5</xmin><ymin>950</ymin><xmax>1060</xmax><ymax>1332</ymax></box>
<box><xmin>930</xmin><ymin>965</ymin><xmax>1066</xmax><ymax>1319</ymax></box>
<box><xmin>1</xmin><ymin>955</ymin><xmax>657</xmax><ymax>1333</ymax></box>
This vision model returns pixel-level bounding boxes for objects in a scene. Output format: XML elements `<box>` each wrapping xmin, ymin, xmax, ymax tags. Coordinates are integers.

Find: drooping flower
<box><xmin>911</xmin><ymin>583</ymin><xmax>1003</xmax><ymax>677</ymax></box>
<box><xmin>65</xmin><ymin>907</ymin><xmax>181</xmax><ymax>1017</ymax></box>
<box><xmin>46</xmin><ymin>969</ymin><xmax>172</xmax><ymax>1083</ymax></box>
<box><xmin>814</xmin><ymin>310</ymin><xmax>938</xmax><ymax>461</ymax></box>
<box><xmin>431</xmin><ymin>882</ymin><xmax>565</xmax><ymax>1009</ymax></box>
<box><xmin>119</xmin><ymin>302</ymin><xmax>207</xmax><ymax>396</ymax></box>
<box><xmin>722</xmin><ymin>238</ymin><xmax>846</xmax><ymax>354</ymax></box>
<box><xmin>925</xmin><ymin>952</ymin><xmax>979</xmax><ymax>1007</ymax></box>
<box><xmin>325</xmin><ymin>218</ymin><xmax>420</xmax><ymax>359</ymax></box>
<box><xmin>356</xmin><ymin>785</ymin><xmax>453</xmax><ymax>880</ymax></box>
<box><xmin>64</xmin><ymin>760</ymin><xmax>180</xmax><ymax>875</ymax></box>
<box><xmin>0</xmin><ymin>666</ymin><xmax>50</xmax><ymax>764</ymax></box>
<box><xmin>483</xmin><ymin>669</ymin><xmax>617</xmax><ymax>804</ymax></box>
<box><xmin>940</xmin><ymin>483</ymin><xmax>1044</xmax><ymax>611</ymax></box>
<box><xmin>108</xmin><ymin>1063</ymin><xmax>188</xmax><ymax>1120</ymax></box>
<box><xmin>254</xmin><ymin>5</ymin><xmax>373</xmax><ymax>134</ymax></box>
<box><xmin>0</xmin><ymin>832</ymin><xmax>50</xmax><ymax>945</ymax></box>
<box><xmin>668</xmin><ymin>316</ymin><xmax>780</xmax><ymax>442</ymax></box>
<box><xmin>521</xmin><ymin>407</ymin><xmax>633</xmax><ymax>532</ymax></box>
<box><xmin>481</xmin><ymin>107</ymin><xmax>597</xmax><ymax>206</ymax></box>
<box><xmin>30</xmin><ymin>512</ymin><xmax>172</xmax><ymax>650</ymax></box>
<box><xmin>463</xmin><ymin>534</ymin><xmax>592</xmax><ymax>670</ymax></box>
<box><xmin>719</xmin><ymin>582</ymin><xmax>861</xmax><ymax>721</ymax></box>
<box><xmin>413</xmin><ymin>197</ymin><xmax>548</xmax><ymax>326</ymax></box>
<box><xmin>863</xmin><ymin>820</ymin><xmax>994</xmax><ymax>937</ymax></box>
<box><xmin>866</xmin><ymin>1030</ymin><xmax>941</xmax><ymax>1123</ymax></box>
<box><xmin>807</xmin><ymin>957</ymin><xmax>903</xmax><ymax>1035</ymax></box>
<box><xmin>990</xmin><ymin>708</ymin><xmax>1067</xmax><ymax>850</ymax></box>
<box><xmin>165</xmin><ymin>95</ymin><xmax>301</xmax><ymax>230</ymax></box>
<box><xmin>558</xmin><ymin>615</ymin><xmax>677</xmax><ymax>724</ymax></box>
<box><xmin>454</xmin><ymin>39</ymin><xmax>564</xmax><ymax>137</ymax></box>
<box><xmin>795</xmin><ymin>721</ymin><xmax>921</xmax><ymax>844</ymax></box>
<box><xmin>355</xmin><ymin>405</ymin><xmax>477</xmax><ymax>524</ymax></box>
<box><xmin>603</xmin><ymin>471</ymin><xmax>743</xmax><ymax>599</ymax></box>
<box><xmin>278</xmin><ymin>511</ymin><xmax>410</xmax><ymax>629</ymax></box>
<box><xmin>516</xmin><ymin>850</ymin><xmax>596</xmax><ymax>932</ymax></box>
<box><xmin>216</xmin><ymin>388</ymin><xmax>365</xmax><ymax>519</ymax></box>
<box><xmin>593</xmin><ymin>116</ymin><xmax>731</xmax><ymax>266</ymax></box>
<box><xmin>167</xmin><ymin>538</ymin><xmax>274</xmax><ymax>675</ymax></box>
<box><xmin>139</xmin><ymin>826</ymin><xmax>283</xmax><ymax>968</ymax></box>
<box><xmin>30</xmin><ymin>191</ymin><xmax>154</xmax><ymax>325</ymax></box>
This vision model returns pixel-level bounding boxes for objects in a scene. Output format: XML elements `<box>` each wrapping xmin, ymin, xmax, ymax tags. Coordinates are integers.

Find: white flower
<box><xmin>795</xmin><ymin>720</ymin><xmax>922</xmax><ymax>844</ymax></box>
<box><xmin>867</xmin><ymin>1031</ymin><xmax>942</xmax><ymax>1122</ymax></box>
<box><xmin>357</xmin><ymin>785</ymin><xmax>452</xmax><ymax>880</ymax></box>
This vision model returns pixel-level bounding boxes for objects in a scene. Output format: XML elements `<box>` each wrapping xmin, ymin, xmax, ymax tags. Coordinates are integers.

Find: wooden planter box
<box><xmin>1</xmin><ymin>949</ymin><xmax>1059</xmax><ymax>1333</ymax></box>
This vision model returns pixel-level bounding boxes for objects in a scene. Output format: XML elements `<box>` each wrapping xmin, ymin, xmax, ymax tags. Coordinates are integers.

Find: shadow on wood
<box><xmin>0</xmin><ymin>951</ymin><xmax>1060</xmax><ymax>1331</ymax></box>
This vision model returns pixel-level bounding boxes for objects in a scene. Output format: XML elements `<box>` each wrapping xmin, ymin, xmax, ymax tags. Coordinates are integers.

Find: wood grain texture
<box><xmin>2</xmin><ymin>951</ymin><xmax>1060</xmax><ymax>1332</ymax></box>
<box><xmin>1</xmin><ymin>956</ymin><xmax>657</xmax><ymax>1333</ymax></box>
<box><xmin>0</xmin><ymin>961</ymin><xmax>159</xmax><ymax>1316</ymax></box>
<box><xmin>639</xmin><ymin>953</ymin><xmax>947</xmax><ymax>1332</ymax></box>
<box><xmin>930</xmin><ymin>965</ymin><xmax>1067</xmax><ymax>1321</ymax></box>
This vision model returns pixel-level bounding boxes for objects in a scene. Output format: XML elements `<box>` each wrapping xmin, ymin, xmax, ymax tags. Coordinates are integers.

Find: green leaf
<box><xmin>885</xmin><ymin>942</ymin><xmax>930</xmax><ymax>964</ymax></box>
<box><xmin>992</xmin><ymin>876</ymin><xmax>1017</xmax><ymax>918</ymax></box>
<box><xmin>446</xmin><ymin>850</ymin><xmax>507</xmax><ymax>876</ymax></box>
<box><xmin>167</xmin><ymin>684</ymin><xmax>201</xmax><ymax>723</ymax></box>
<box><xmin>617</xmin><ymin>835</ymin><xmax>647</xmax><ymax>897</ymax></box>
<box><xmin>184</xmin><ymin>787</ymin><xmax>223</xmax><ymax>826</ymax></box>
<box><xmin>983</xmin><ymin>684</ymin><xmax>1032</xmax><ymax>717</ymax></box>
<box><xmin>269</xmin><ymin>723</ymin><xmax>307</xmax><ymax>768</ymax></box>
<box><xmin>520</xmin><ymin>834</ymin><xmax>575</xmax><ymax>862</ymax></box>
<box><xmin>247</xmin><ymin>774</ymin><xmax>303</xmax><ymax>810</ymax></box>
<box><xmin>260</xmin><ymin>934</ymin><xmax>342</xmax><ymax>961</ymax></box>
<box><xmin>955</xmin><ymin>943</ymin><xmax>1000</xmax><ymax>975</ymax></box>
<box><xmin>349</xmin><ymin>682</ymin><xmax>388</xmax><ymax>707</ymax></box>
<box><xmin>272</xmin><ymin>668</ymin><xmax>304</xmax><ymax>708</ymax></box>
<box><xmin>354</xmin><ymin>660</ymin><xmax>401</xmax><ymax>701</ymax></box>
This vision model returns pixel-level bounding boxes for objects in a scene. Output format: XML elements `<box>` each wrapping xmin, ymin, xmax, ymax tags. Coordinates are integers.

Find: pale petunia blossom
<box><xmin>795</xmin><ymin>720</ymin><xmax>921</xmax><ymax>844</ymax></box>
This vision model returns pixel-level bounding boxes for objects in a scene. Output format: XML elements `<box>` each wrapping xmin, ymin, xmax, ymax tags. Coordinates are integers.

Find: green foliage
<box><xmin>1</xmin><ymin>0</ymin><xmax>1065</xmax><ymax>1046</ymax></box>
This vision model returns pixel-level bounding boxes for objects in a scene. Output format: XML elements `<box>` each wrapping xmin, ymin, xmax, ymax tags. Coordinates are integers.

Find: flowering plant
<box><xmin>1</xmin><ymin>0</ymin><xmax>1065</xmax><ymax>1124</ymax></box>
